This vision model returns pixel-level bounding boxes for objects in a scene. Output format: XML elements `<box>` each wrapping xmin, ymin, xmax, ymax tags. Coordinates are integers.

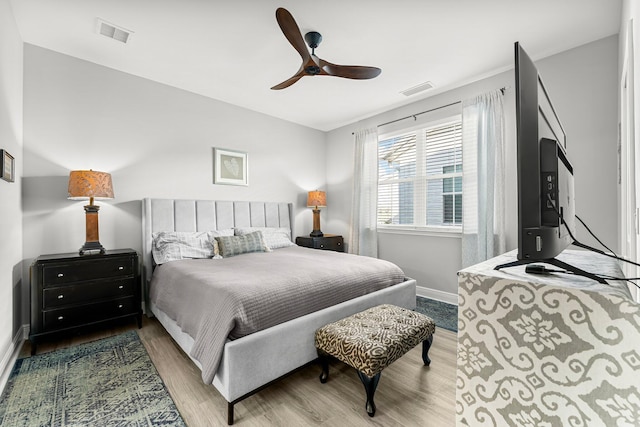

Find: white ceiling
<box><xmin>10</xmin><ymin>0</ymin><xmax>621</xmax><ymax>132</ymax></box>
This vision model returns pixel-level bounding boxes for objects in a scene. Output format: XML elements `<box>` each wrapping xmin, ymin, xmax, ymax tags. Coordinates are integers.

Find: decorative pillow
<box><xmin>207</xmin><ymin>229</ymin><xmax>236</xmax><ymax>257</ymax></box>
<box><xmin>234</xmin><ymin>227</ymin><xmax>295</xmax><ymax>250</ymax></box>
<box><xmin>215</xmin><ymin>231</ymin><xmax>271</xmax><ymax>258</ymax></box>
<box><xmin>152</xmin><ymin>230</ymin><xmax>233</xmax><ymax>264</ymax></box>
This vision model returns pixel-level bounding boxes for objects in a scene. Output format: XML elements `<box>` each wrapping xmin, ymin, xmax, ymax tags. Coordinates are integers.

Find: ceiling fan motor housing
<box><xmin>305</xmin><ymin>65</ymin><xmax>322</xmax><ymax>75</ymax></box>
<box><xmin>304</xmin><ymin>31</ymin><xmax>322</xmax><ymax>49</ymax></box>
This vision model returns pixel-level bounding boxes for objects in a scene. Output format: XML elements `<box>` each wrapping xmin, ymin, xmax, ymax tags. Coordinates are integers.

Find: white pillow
<box><xmin>152</xmin><ymin>229</ymin><xmax>234</xmax><ymax>264</ymax></box>
<box><xmin>234</xmin><ymin>227</ymin><xmax>295</xmax><ymax>250</ymax></box>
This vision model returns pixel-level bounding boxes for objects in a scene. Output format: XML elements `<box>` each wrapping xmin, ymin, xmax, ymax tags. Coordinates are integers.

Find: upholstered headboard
<box><xmin>141</xmin><ymin>198</ymin><xmax>294</xmax><ymax>285</ymax></box>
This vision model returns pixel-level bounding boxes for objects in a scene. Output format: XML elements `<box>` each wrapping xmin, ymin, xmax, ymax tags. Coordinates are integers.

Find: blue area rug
<box><xmin>415</xmin><ymin>296</ymin><xmax>458</xmax><ymax>332</ymax></box>
<box><xmin>0</xmin><ymin>331</ymin><xmax>186</xmax><ymax>426</ymax></box>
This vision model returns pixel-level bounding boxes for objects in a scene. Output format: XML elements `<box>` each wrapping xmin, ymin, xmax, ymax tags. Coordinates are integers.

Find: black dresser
<box><xmin>30</xmin><ymin>248</ymin><xmax>141</xmax><ymax>354</ymax></box>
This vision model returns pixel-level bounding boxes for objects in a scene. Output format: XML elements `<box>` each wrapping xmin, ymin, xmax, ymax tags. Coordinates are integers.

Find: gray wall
<box><xmin>536</xmin><ymin>37</ymin><xmax>619</xmax><ymax>252</ymax></box>
<box><xmin>0</xmin><ymin>0</ymin><xmax>23</xmax><ymax>373</ymax></box>
<box><xmin>21</xmin><ymin>44</ymin><xmax>327</xmax><ymax>324</ymax></box>
<box><xmin>326</xmin><ymin>36</ymin><xmax>619</xmax><ymax>300</ymax></box>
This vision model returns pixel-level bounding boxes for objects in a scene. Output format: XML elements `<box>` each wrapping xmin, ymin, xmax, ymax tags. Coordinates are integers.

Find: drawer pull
<box><xmin>57</xmin><ymin>273</ymin><xmax>64</xmax><ymax>278</ymax></box>
<box><xmin>118</xmin><ymin>304</ymin><xmax>124</xmax><ymax>309</ymax></box>
<box><xmin>118</xmin><ymin>266</ymin><xmax>124</xmax><ymax>270</ymax></box>
<box><xmin>118</xmin><ymin>285</ymin><xmax>124</xmax><ymax>289</ymax></box>
<box><xmin>57</xmin><ymin>295</ymin><xmax>64</xmax><ymax>299</ymax></box>
<box><xmin>57</xmin><ymin>316</ymin><xmax>64</xmax><ymax>321</ymax></box>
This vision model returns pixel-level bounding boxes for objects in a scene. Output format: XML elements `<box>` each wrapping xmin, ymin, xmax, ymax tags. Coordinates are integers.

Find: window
<box><xmin>378</xmin><ymin>117</ymin><xmax>462</xmax><ymax>230</ymax></box>
<box><xmin>442</xmin><ymin>164</ymin><xmax>462</xmax><ymax>225</ymax></box>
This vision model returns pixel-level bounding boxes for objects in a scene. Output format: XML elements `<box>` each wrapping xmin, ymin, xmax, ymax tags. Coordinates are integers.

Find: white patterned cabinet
<box><xmin>456</xmin><ymin>249</ymin><xmax>640</xmax><ymax>426</ymax></box>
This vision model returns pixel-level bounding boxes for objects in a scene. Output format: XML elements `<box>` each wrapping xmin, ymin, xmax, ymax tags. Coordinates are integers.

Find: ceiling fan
<box><xmin>271</xmin><ymin>8</ymin><xmax>382</xmax><ymax>90</ymax></box>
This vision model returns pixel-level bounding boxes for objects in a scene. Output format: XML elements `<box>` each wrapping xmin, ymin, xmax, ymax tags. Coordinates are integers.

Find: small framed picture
<box><xmin>213</xmin><ymin>148</ymin><xmax>248</xmax><ymax>186</ymax></box>
<box><xmin>1</xmin><ymin>150</ymin><xmax>14</xmax><ymax>183</ymax></box>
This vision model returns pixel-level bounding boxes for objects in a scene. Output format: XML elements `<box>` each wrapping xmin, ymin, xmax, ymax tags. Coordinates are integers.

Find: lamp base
<box><xmin>80</xmin><ymin>203</ymin><xmax>106</xmax><ymax>255</ymax></box>
<box><xmin>310</xmin><ymin>208</ymin><xmax>323</xmax><ymax>237</ymax></box>
<box><xmin>79</xmin><ymin>241</ymin><xmax>106</xmax><ymax>256</ymax></box>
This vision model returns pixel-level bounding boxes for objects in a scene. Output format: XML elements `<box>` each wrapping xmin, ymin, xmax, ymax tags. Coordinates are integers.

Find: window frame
<box><xmin>377</xmin><ymin>114</ymin><xmax>463</xmax><ymax>235</ymax></box>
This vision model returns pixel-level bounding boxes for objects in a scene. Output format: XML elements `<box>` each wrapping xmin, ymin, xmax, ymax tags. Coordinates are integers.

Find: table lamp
<box><xmin>307</xmin><ymin>190</ymin><xmax>326</xmax><ymax>237</ymax></box>
<box><xmin>68</xmin><ymin>170</ymin><xmax>114</xmax><ymax>255</ymax></box>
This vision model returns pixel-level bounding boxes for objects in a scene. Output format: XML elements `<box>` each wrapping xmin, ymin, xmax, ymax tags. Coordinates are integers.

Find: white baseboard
<box><xmin>416</xmin><ymin>286</ymin><xmax>458</xmax><ymax>305</ymax></box>
<box><xmin>0</xmin><ymin>325</ymin><xmax>28</xmax><ymax>395</ymax></box>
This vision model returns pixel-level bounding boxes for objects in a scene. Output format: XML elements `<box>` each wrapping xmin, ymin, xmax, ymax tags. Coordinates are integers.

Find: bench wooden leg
<box><xmin>357</xmin><ymin>371</ymin><xmax>381</xmax><ymax>417</ymax></box>
<box><xmin>318</xmin><ymin>350</ymin><xmax>329</xmax><ymax>383</ymax></box>
<box><xmin>422</xmin><ymin>334</ymin><xmax>434</xmax><ymax>366</ymax></box>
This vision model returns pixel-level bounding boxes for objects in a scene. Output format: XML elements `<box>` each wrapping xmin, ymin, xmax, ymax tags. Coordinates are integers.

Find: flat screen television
<box><xmin>516</xmin><ymin>41</ymin><xmax>574</xmax><ymax>259</ymax></box>
<box><xmin>496</xmin><ymin>42</ymin><xmax>604</xmax><ymax>283</ymax></box>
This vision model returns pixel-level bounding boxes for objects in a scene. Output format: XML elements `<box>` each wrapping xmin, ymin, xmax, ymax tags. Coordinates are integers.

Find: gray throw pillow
<box><xmin>215</xmin><ymin>231</ymin><xmax>271</xmax><ymax>257</ymax></box>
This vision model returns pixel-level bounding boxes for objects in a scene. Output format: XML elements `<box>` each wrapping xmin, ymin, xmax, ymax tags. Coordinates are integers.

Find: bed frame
<box><xmin>141</xmin><ymin>198</ymin><xmax>417</xmax><ymax>424</ymax></box>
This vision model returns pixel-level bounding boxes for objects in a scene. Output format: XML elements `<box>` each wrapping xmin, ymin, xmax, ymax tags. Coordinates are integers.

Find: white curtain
<box><xmin>462</xmin><ymin>90</ymin><xmax>506</xmax><ymax>268</ymax></box>
<box><xmin>349</xmin><ymin>128</ymin><xmax>378</xmax><ymax>257</ymax></box>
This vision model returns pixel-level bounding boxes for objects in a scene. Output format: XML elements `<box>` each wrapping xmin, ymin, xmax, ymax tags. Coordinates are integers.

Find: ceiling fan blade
<box><xmin>271</xmin><ymin>71</ymin><xmax>305</xmax><ymax>90</ymax></box>
<box><xmin>320</xmin><ymin>59</ymin><xmax>382</xmax><ymax>80</ymax></box>
<box><xmin>272</xmin><ymin>55</ymin><xmax>323</xmax><ymax>90</ymax></box>
<box><xmin>275</xmin><ymin>8</ymin><xmax>310</xmax><ymax>61</ymax></box>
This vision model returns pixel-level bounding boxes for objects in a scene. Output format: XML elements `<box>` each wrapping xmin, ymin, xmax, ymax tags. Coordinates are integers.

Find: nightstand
<box><xmin>296</xmin><ymin>234</ymin><xmax>344</xmax><ymax>252</ymax></box>
<box><xmin>30</xmin><ymin>249</ymin><xmax>141</xmax><ymax>354</ymax></box>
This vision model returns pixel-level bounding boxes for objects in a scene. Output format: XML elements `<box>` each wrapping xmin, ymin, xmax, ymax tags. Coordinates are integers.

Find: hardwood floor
<box><xmin>20</xmin><ymin>317</ymin><xmax>457</xmax><ymax>426</ymax></box>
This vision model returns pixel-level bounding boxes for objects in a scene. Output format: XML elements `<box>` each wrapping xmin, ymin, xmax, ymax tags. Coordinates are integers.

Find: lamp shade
<box><xmin>307</xmin><ymin>190</ymin><xmax>326</xmax><ymax>208</ymax></box>
<box><xmin>68</xmin><ymin>170</ymin><xmax>114</xmax><ymax>200</ymax></box>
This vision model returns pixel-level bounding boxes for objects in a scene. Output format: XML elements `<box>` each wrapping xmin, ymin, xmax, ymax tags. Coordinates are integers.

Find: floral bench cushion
<box><xmin>314</xmin><ymin>304</ymin><xmax>436</xmax><ymax>377</ymax></box>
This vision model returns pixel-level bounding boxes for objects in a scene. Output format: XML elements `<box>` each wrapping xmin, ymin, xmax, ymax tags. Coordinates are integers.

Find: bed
<box><xmin>141</xmin><ymin>198</ymin><xmax>417</xmax><ymax>424</ymax></box>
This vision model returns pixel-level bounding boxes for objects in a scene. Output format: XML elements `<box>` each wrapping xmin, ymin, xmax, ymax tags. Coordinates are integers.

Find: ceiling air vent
<box><xmin>96</xmin><ymin>19</ymin><xmax>133</xmax><ymax>44</ymax></box>
<box><xmin>400</xmin><ymin>81</ymin><xmax>434</xmax><ymax>97</ymax></box>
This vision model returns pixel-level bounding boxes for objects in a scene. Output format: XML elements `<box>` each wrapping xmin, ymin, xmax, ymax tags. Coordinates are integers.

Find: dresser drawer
<box><xmin>42</xmin><ymin>256</ymin><xmax>134</xmax><ymax>285</ymax></box>
<box><xmin>42</xmin><ymin>297</ymin><xmax>137</xmax><ymax>331</ymax></box>
<box><xmin>296</xmin><ymin>235</ymin><xmax>344</xmax><ymax>252</ymax></box>
<box><xmin>42</xmin><ymin>278</ymin><xmax>136</xmax><ymax>309</ymax></box>
<box><xmin>312</xmin><ymin>238</ymin><xmax>343</xmax><ymax>251</ymax></box>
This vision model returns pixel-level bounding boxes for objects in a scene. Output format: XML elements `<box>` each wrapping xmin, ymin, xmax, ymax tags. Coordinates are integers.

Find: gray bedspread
<box><xmin>149</xmin><ymin>246</ymin><xmax>406</xmax><ymax>384</ymax></box>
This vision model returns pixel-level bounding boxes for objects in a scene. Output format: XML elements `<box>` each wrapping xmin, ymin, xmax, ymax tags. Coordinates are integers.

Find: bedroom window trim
<box><xmin>377</xmin><ymin>225</ymin><xmax>462</xmax><ymax>238</ymax></box>
<box><xmin>377</xmin><ymin>112</ymin><xmax>463</xmax><ymax>234</ymax></box>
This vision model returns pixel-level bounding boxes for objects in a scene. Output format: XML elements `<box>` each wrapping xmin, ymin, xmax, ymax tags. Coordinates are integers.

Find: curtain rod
<box><xmin>376</xmin><ymin>100</ymin><xmax>461</xmax><ymax>129</ymax></box>
<box><xmin>352</xmin><ymin>86</ymin><xmax>507</xmax><ymax>135</ymax></box>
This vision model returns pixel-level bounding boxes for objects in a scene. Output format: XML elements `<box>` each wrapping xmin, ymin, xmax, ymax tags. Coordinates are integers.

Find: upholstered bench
<box><xmin>314</xmin><ymin>304</ymin><xmax>436</xmax><ymax>417</ymax></box>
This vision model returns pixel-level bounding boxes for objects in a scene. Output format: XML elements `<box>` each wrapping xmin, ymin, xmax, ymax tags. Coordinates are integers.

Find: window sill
<box><xmin>377</xmin><ymin>225</ymin><xmax>462</xmax><ymax>238</ymax></box>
